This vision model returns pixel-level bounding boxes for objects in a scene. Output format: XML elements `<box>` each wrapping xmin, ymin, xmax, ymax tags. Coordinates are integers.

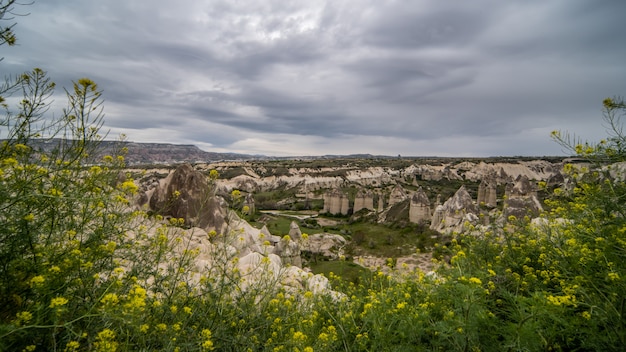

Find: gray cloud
<box><xmin>3</xmin><ymin>0</ymin><xmax>626</xmax><ymax>156</ymax></box>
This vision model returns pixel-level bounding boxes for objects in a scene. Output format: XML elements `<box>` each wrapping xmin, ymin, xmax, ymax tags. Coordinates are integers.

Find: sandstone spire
<box><xmin>409</xmin><ymin>187</ymin><xmax>431</xmax><ymax>224</ymax></box>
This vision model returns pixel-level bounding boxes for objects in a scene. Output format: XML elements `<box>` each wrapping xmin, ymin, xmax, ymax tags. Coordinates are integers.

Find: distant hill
<box><xmin>14</xmin><ymin>139</ymin><xmax>257</xmax><ymax>165</ymax></box>
<box><xmin>102</xmin><ymin>141</ymin><xmax>259</xmax><ymax>164</ymax></box>
<box><xmin>10</xmin><ymin>138</ymin><xmax>567</xmax><ymax>165</ymax></box>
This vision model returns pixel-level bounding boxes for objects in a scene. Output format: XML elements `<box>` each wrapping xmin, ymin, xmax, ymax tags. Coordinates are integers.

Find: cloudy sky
<box><xmin>3</xmin><ymin>0</ymin><xmax>626</xmax><ymax>156</ymax></box>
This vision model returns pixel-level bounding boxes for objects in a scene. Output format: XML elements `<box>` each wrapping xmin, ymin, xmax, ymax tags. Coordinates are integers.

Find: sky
<box><xmin>3</xmin><ymin>0</ymin><xmax>626</xmax><ymax>157</ymax></box>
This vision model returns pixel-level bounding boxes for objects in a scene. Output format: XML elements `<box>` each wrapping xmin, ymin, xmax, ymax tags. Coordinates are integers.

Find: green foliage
<box><xmin>0</xmin><ymin>71</ymin><xmax>139</xmax><ymax>349</ymax></box>
<box><xmin>344</xmin><ymin>221</ymin><xmax>441</xmax><ymax>257</ymax></box>
<box><xmin>308</xmin><ymin>260</ymin><xmax>370</xmax><ymax>286</ymax></box>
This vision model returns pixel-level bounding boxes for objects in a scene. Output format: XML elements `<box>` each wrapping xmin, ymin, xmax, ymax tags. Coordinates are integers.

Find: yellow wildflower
<box><xmin>15</xmin><ymin>311</ymin><xmax>33</xmax><ymax>325</ymax></box>
<box><xmin>94</xmin><ymin>329</ymin><xmax>117</xmax><ymax>352</ymax></box>
<box><xmin>201</xmin><ymin>329</ymin><xmax>214</xmax><ymax>351</ymax></box>
<box><xmin>292</xmin><ymin>331</ymin><xmax>307</xmax><ymax>342</ymax></box>
<box><xmin>49</xmin><ymin>296</ymin><xmax>69</xmax><ymax>308</ymax></box>
<box><xmin>468</xmin><ymin>277</ymin><xmax>482</xmax><ymax>285</ymax></box>
<box><xmin>101</xmin><ymin>293</ymin><xmax>119</xmax><ymax>306</ymax></box>
<box><xmin>64</xmin><ymin>341</ymin><xmax>80</xmax><ymax>352</ymax></box>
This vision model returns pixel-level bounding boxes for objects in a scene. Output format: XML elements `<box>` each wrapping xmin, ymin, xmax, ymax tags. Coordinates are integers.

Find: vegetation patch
<box><xmin>308</xmin><ymin>260</ymin><xmax>370</xmax><ymax>286</ymax></box>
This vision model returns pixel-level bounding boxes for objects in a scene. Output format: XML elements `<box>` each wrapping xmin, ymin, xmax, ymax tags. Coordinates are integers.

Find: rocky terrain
<box><xmin>130</xmin><ymin>156</ymin><xmax>581</xmax><ymax>278</ymax></box>
<box><xmin>135</xmin><ymin>157</ymin><xmax>573</xmax><ymax>231</ymax></box>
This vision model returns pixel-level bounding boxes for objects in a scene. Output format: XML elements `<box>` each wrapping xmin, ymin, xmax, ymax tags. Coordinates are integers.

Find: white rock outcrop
<box><xmin>300</xmin><ymin>233</ymin><xmax>347</xmax><ymax>260</ymax></box>
<box><xmin>409</xmin><ymin>187</ymin><xmax>431</xmax><ymax>224</ymax></box>
<box><xmin>323</xmin><ymin>188</ymin><xmax>349</xmax><ymax>215</ymax></box>
<box><xmin>430</xmin><ymin>186</ymin><xmax>479</xmax><ymax>233</ymax></box>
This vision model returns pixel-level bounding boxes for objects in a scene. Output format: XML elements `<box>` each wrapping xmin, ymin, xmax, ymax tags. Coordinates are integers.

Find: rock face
<box><xmin>301</xmin><ymin>233</ymin><xmax>347</xmax><ymax>261</ymax></box>
<box><xmin>323</xmin><ymin>188</ymin><xmax>349</xmax><ymax>215</ymax></box>
<box><xmin>203</xmin><ymin>157</ymin><xmax>568</xmax><ymax>216</ymax></box>
<box><xmin>504</xmin><ymin>175</ymin><xmax>543</xmax><ymax>218</ymax></box>
<box><xmin>147</xmin><ymin>164</ymin><xmax>227</xmax><ymax>233</ymax></box>
<box><xmin>139</xmin><ymin>219</ymin><xmax>339</xmax><ymax>300</ymax></box>
<box><xmin>288</xmin><ymin>221</ymin><xmax>302</xmax><ymax>241</ymax></box>
<box><xmin>273</xmin><ymin>236</ymin><xmax>302</xmax><ymax>268</ymax></box>
<box><xmin>388</xmin><ymin>184</ymin><xmax>408</xmax><ymax>206</ymax></box>
<box><xmin>430</xmin><ymin>186</ymin><xmax>479</xmax><ymax>233</ymax></box>
<box><xmin>409</xmin><ymin>187</ymin><xmax>431</xmax><ymax>224</ymax></box>
<box><xmin>414</xmin><ymin>165</ymin><xmax>463</xmax><ymax>181</ymax></box>
<box><xmin>353</xmin><ymin>190</ymin><xmax>375</xmax><ymax>213</ymax></box>
<box><xmin>477</xmin><ymin>176</ymin><xmax>497</xmax><ymax>208</ymax></box>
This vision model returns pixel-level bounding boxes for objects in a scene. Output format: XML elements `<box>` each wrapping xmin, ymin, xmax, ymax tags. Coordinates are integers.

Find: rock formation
<box><xmin>377</xmin><ymin>190</ymin><xmax>385</xmax><ymax>212</ymax></box>
<box><xmin>504</xmin><ymin>175</ymin><xmax>543</xmax><ymax>218</ymax></box>
<box><xmin>288</xmin><ymin>221</ymin><xmax>302</xmax><ymax>241</ymax></box>
<box><xmin>147</xmin><ymin>164</ymin><xmax>227</xmax><ymax>233</ymax></box>
<box><xmin>409</xmin><ymin>187</ymin><xmax>431</xmax><ymax>224</ymax></box>
<box><xmin>323</xmin><ymin>188</ymin><xmax>349</xmax><ymax>215</ymax></box>
<box><xmin>477</xmin><ymin>175</ymin><xmax>497</xmax><ymax>208</ymax></box>
<box><xmin>353</xmin><ymin>189</ymin><xmax>375</xmax><ymax>213</ymax></box>
<box><xmin>273</xmin><ymin>235</ymin><xmax>302</xmax><ymax>268</ymax></box>
<box><xmin>430</xmin><ymin>186</ymin><xmax>479</xmax><ymax>233</ymax></box>
<box><xmin>388</xmin><ymin>184</ymin><xmax>408</xmax><ymax>206</ymax></box>
<box><xmin>300</xmin><ymin>233</ymin><xmax>347</xmax><ymax>261</ymax></box>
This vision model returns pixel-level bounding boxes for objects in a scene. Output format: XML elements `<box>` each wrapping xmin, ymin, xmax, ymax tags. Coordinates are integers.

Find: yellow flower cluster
<box><xmin>201</xmin><ymin>329</ymin><xmax>215</xmax><ymax>351</ymax></box>
<box><xmin>49</xmin><ymin>296</ymin><xmax>69</xmax><ymax>308</ymax></box>
<box><xmin>94</xmin><ymin>329</ymin><xmax>118</xmax><ymax>352</ymax></box>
